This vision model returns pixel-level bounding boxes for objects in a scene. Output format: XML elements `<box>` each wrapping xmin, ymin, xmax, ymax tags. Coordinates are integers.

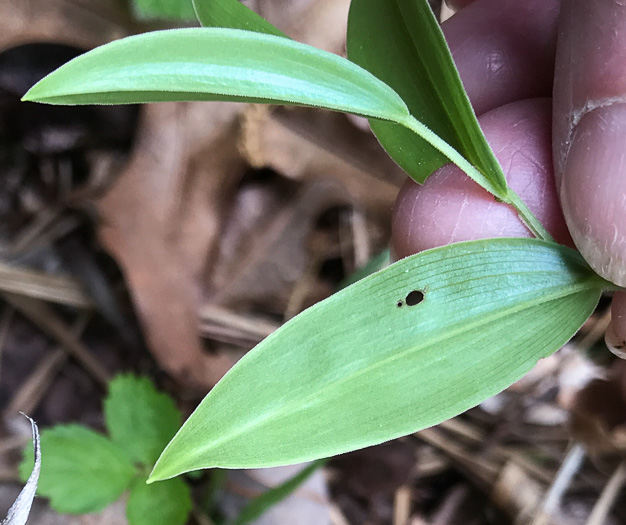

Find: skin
<box><xmin>392</xmin><ymin>0</ymin><xmax>626</xmax><ymax>355</ymax></box>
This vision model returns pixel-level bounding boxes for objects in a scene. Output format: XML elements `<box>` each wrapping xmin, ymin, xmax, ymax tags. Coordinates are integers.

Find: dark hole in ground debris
<box><xmin>405</xmin><ymin>290</ymin><xmax>424</xmax><ymax>306</ymax></box>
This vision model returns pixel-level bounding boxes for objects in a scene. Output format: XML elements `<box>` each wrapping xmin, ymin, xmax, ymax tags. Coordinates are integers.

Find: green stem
<box><xmin>398</xmin><ymin>115</ymin><xmax>553</xmax><ymax>243</ymax></box>
<box><xmin>506</xmin><ymin>189</ymin><xmax>554</xmax><ymax>243</ymax></box>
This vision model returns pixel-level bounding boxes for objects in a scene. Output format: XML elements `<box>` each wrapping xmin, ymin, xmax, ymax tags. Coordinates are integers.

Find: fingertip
<box><xmin>392</xmin><ymin>99</ymin><xmax>571</xmax><ymax>259</ymax></box>
<box><xmin>443</xmin><ymin>0</ymin><xmax>558</xmax><ymax>116</ymax></box>
<box><xmin>560</xmin><ymin>104</ymin><xmax>626</xmax><ymax>287</ymax></box>
<box><xmin>391</xmin><ymin>166</ymin><xmax>502</xmax><ymax>259</ymax></box>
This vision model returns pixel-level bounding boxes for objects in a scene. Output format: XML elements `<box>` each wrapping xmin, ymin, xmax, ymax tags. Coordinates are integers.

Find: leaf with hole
<box><xmin>347</xmin><ymin>0</ymin><xmax>507</xmax><ymax>193</ymax></box>
<box><xmin>149</xmin><ymin>239</ymin><xmax>607</xmax><ymax>480</ymax></box>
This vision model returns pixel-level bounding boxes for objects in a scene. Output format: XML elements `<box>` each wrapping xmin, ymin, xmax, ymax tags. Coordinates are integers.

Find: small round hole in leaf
<box><xmin>396</xmin><ymin>300</ymin><xmax>403</xmax><ymax>308</ymax></box>
<box><xmin>405</xmin><ymin>290</ymin><xmax>424</xmax><ymax>306</ymax></box>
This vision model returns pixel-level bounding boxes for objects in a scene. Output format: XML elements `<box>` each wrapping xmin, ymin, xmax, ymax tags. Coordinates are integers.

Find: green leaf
<box><xmin>149</xmin><ymin>238</ymin><xmax>606</xmax><ymax>480</ymax></box>
<box><xmin>132</xmin><ymin>0</ymin><xmax>197</xmax><ymax>21</ymax></box>
<box><xmin>232</xmin><ymin>460</ymin><xmax>326</xmax><ymax>525</ymax></box>
<box><xmin>17</xmin><ymin>20</ymin><xmax>553</xmax><ymax>237</ymax></box>
<box><xmin>22</xmin><ymin>28</ymin><xmax>408</xmax><ymax>124</ymax></box>
<box><xmin>192</xmin><ymin>0</ymin><xmax>287</xmax><ymax>37</ymax></box>
<box><xmin>347</xmin><ymin>0</ymin><xmax>507</xmax><ymax>193</ymax></box>
<box><xmin>187</xmin><ymin>0</ymin><xmax>547</xmax><ymax>237</ymax></box>
<box><xmin>19</xmin><ymin>425</ymin><xmax>135</xmax><ymax>514</ymax></box>
<box><xmin>126</xmin><ymin>476</ymin><xmax>192</xmax><ymax>525</ymax></box>
<box><xmin>104</xmin><ymin>374</ymin><xmax>182</xmax><ymax>467</ymax></box>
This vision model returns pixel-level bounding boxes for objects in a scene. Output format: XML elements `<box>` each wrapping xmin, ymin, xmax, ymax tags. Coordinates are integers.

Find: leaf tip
<box><xmin>146</xmin><ymin>460</ymin><xmax>175</xmax><ymax>484</ymax></box>
<box><xmin>145</xmin><ymin>473</ymin><xmax>157</xmax><ymax>485</ymax></box>
<box><xmin>21</xmin><ymin>80</ymin><xmax>48</xmax><ymax>104</ymax></box>
<box><xmin>147</xmin><ymin>451</ymin><xmax>175</xmax><ymax>484</ymax></box>
<box><xmin>21</xmin><ymin>89</ymin><xmax>36</xmax><ymax>103</ymax></box>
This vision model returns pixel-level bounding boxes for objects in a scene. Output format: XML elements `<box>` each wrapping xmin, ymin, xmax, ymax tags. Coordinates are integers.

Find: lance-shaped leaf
<box><xmin>149</xmin><ymin>239</ymin><xmax>607</xmax><ymax>480</ymax></box>
<box><xmin>186</xmin><ymin>0</ymin><xmax>523</xmax><ymax>212</ymax></box>
<box><xmin>2</xmin><ymin>416</ymin><xmax>40</xmax><ymax>525</ymax></box>
<box><xmin>22</xmin><ymin>25</ymin><xmax>524</xmax><ymax>209</ymax></box>
<box><xmin>347</xmin><ymin>0</ymin><xmax>508</xmax><ymax>193</ymax></box>
<box><xmin>22</xmin><ymin>28</ymin><xmax>408</xmax><ymax>123</ymax></box>
<box><xmin>192</xmin><ymin>0</ymin><xmax>287</xmax><ymax>37</ymax></box>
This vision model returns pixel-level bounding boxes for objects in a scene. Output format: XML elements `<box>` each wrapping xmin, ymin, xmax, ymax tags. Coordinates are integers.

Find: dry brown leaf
<box><xmin>256</xmin><ymin>0</ymin><xmax>351</xmax><ymax>53</ymax></box>
<box><xmin>97</xmin><ymin>102</ymin><xmax>246</xmax><ymax>391</ymax></box>
<box><xmin>240</xmin><ymin>106</ymin><xmax>403</xmax><ymax>219</ymax></box>
<box><xmin>0</xmin><ymin>0</ymin><xmax>130</xmax><ymax>51</ymax></box>
<box><xmin>207</xmin><ymin>177</ymin><xmax>351</xmax><ymax>314</ymax></box>
<box><xmin>570</xmin><ymin>360</ymin><xmax>626</xmax><ymax>458</ymax></box>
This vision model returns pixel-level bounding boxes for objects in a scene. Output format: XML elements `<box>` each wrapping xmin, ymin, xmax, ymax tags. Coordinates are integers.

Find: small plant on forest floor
<box><xmin>21</xmin><ymin>0</ymin><xmax>622</xmax><ymax>486</ymax></box>
<box><xmin>19</xmin><ymin>375</ymin><xmax>191</xmax><ymax>525</ymax></box>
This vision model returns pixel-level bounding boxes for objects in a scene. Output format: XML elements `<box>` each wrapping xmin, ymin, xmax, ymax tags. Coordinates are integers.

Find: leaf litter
<box><xmin>0</xmin><ymin>1</ymin><xmax>625</xmax><ymax>525</ymax></box>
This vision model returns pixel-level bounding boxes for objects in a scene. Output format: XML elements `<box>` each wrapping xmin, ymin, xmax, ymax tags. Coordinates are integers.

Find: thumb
<box><xmin>553</xmin><ymin>0</ymin><xmax>626</xmax><ymax>352</ymax></box>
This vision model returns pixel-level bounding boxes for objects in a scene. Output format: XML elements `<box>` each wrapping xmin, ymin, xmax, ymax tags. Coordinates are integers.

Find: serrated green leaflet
<box><xmin>149</xmin><ymin>239</ymin><xmax>606</xmax><ymax>480</ymax></box>
<box><xmin>347</xmin><ymin>0</ymin><xmax>506</xmax><ymax>193</ymax></box>
<box><xmin>192</xmin><ymin>0</ymin><xmax>287</xmax><ymax>37</ymax></box>
<box><xmin>105</xmin><ymin>374</ymin><xmax>182</xmax><ymax>466</ymax></box>
<box><xmin>19</xmin><ymin>425</ymin><xmax>135</xmax><ymax>514</ymax></box>
<box><xmin>127</xmin><ymin>476</ymin><xmax>192</xmax><ymax>525</ymax></box>
<box><xmin>22</xmin><ymin>28</ymin><xmax>408</xmax><ymax>123</ymax></box>
<box><xmin>132</xmin><ymin>0</ymin><xmax>196</xmax><ymax>21</ymax></box>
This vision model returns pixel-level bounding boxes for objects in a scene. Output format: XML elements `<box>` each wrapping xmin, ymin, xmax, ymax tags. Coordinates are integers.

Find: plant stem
<box><xmin>506</xmin><ymin>189</ymin><xmax>554</xmax><ymax>242</ymax></box>
<box><xmin>399</xmin><ymin>115</ymin><xmax>553</xmax><ymax>243</ymax></box>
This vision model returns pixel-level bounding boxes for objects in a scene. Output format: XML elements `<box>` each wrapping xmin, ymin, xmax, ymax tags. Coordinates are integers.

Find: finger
<box><xmin>553</xmin><ymin>0</ymin><xmax>626</xmax><ymax>347</ymax></box>
<box><xmin>443</xmin><ymin>0</ymin><xmax>559</xmax><ymax>116</ymax></box>
<box><xmin>392</xmin><ymin>98</ymin><xmax>572</xmax><ymax>258</ymax></box>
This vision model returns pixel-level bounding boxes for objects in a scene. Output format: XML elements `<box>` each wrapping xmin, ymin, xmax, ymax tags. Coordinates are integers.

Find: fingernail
<box><xmin>606</xmin><ymin>292</ymin><xmax>626</xmax><ymax>359</ymax></box>
<box><xmin>560</xmin><ymin>104</ymin><xmax>626</xmax><ymax>286</ymax></box>
<box><xmin>606</xmin><ymin>323</ymin><xmax>626</xmax><ymax>359</ymax></box>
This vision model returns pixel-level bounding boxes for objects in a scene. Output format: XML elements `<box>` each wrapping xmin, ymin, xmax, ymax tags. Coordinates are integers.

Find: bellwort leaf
<box><xmin>149</xmin><ymin>239</ymin><xmax>607</xmax><ymax>480</ymax></box>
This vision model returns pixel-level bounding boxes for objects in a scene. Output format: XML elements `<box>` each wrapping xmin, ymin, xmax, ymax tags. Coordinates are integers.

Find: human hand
<box><xmin>392</xmin><ymin>0</ymin><xmax>626</xmax><ymax>356</ymax></box>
